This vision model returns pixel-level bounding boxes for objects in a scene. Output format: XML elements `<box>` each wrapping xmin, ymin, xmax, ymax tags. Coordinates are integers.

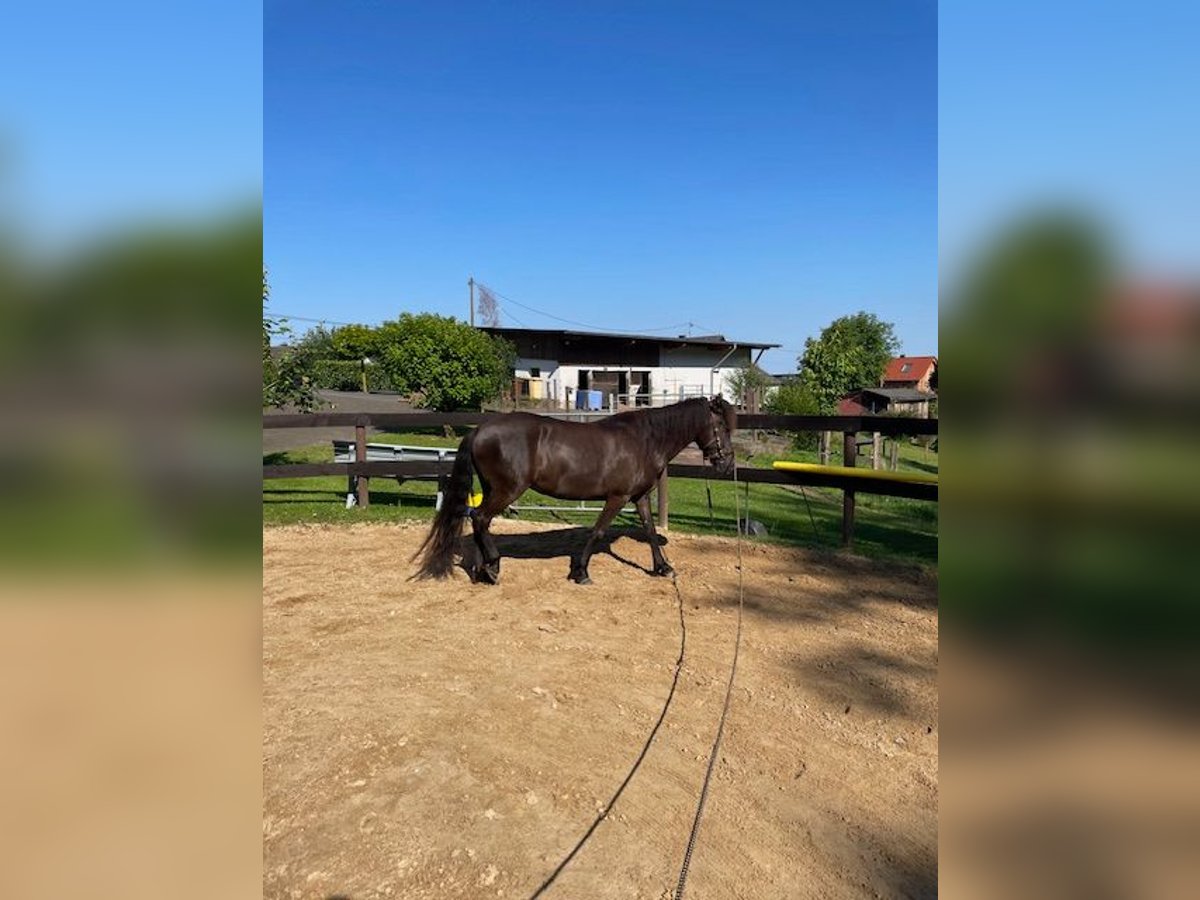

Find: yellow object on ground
<box><xmin>771</xmin><ymin>461</ymin><xmax>938</xmax><ymax>485</ymax></box>
<box><xmin>468</xmin><ymin>491</ymin><xmax>484</xmax><ymax>507</ymax></box>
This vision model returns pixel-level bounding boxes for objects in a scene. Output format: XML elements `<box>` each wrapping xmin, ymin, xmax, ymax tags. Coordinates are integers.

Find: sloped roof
<box><xmin>864</xmin><ymin>386</ymin><xmax>930</xmax><ymax>402</ymax></box>
<box><xmin>478</xmin><ymin>326</ymin><xmax>778</xmax><ymax>351</ymax></box>
<box><xmin>837</xmin><ymin>396</ymin><xmax>870</xmax><ymax>415</ymax></box>
<box><xmin>882</xmin><ymin>355</ymin><xmax>937</xmax><ymax>382</ymax></box>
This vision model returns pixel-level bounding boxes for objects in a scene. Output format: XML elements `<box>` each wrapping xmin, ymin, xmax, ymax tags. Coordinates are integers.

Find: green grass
<box><xmin>262</xmin><ymin>432</ymin><xmax>455</xmax><ymax>526</ymax></box>
<box><xmin>263</xmin><ymin>432</ymin><xmax>937</xmax><ymax>566</ymax></box>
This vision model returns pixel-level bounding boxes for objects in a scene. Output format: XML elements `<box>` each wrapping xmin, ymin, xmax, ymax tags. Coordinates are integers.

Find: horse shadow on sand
<box><xmin>452</xmin><ymin>526</ymin><xmax>668</xmax><ymax>580</ymax></box>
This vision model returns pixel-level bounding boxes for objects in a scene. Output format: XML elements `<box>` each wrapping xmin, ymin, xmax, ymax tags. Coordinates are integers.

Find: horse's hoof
<box><xmin>476</xmin><ymin>566</ymin><xmax>499</xmax><ymax>585</ymax></box>
<box><xmin>568</xmin><ymin>571</ymin><xmax>592</xmax><ymax>585</ymax></box>
<box><xmin>653</xmin><ymin>564</ymin><xmax>674</xmax><ymax>578</ymax></box>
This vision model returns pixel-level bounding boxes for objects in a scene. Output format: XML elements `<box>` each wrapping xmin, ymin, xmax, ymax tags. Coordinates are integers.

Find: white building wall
<box><xmin>512</xmin><ymin>357</ymin><xmax>558</xmax><ymax>380</ymax></box>
<box><xmin>657</xmin><ymin>345</ymin><xmax>752</xmax><ymax>403</ymax></box>
<box><xmin>512</xmin><ymin>356</ymin><xmax>560</xmax><ymax>402</ymax></box>
<box><xmin>514</xmin><ymin>348</ymin><xmax>753</xmax><ymax>406</ymax></box>
<box><xmin>652</xmin><ymin>366</ymin><xmax>716</xmax><ymax>399</ymax></box>
<box><xmin>553</xmin><ymin>364</ymin><xmax>580</xmax><ymax>405</ymax></box>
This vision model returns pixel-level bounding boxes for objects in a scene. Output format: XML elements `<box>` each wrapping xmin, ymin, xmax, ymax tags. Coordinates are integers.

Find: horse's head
<box><xmin>700</xmin><ymin>396</ymin><xmax>737</xmax><ymax>476</ymax></box>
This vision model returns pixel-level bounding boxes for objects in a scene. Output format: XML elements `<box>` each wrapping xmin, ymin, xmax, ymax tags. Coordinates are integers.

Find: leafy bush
<box><xmin>263</xmin><ymin>271</ymin><xmax>316</xmax><ymax>411</ymax></box>
<box><xmin>311</xmin><ymin>360</ymin><xmax>363</xmax><ymax>391</ymax></box>
<box><xmin>764</xmin><ymin>381</ymin><xmax>821</xmax><ymax>450</ymax></box>
<box><xmin>329</xmin><ymin>323</ymin><xmax>377</xmax><ymax>361</ymax></box>
<box><xmin>266</xmin><ymin>351</ymin><xmax>317</xmax><ymax>410</ymax></box>
<box><xmin>288</xmin><ymin>325</ymin><xmax>336</xmax><ymax>368</ymax></box>
<box><xmin>310</xmin><ymin>359</ymin><xmax>394</xmax><ymax>392</ymax></box>
<box><xmin>377</xmin><ymin>313</ymin><xmax>514</xmax><ymax>410</ymax></box>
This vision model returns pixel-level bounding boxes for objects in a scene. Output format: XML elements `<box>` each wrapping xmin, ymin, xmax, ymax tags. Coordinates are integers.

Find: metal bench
<box><xmin>332</xmin><ymin>440</ymin><xmax>457</xmax><ymax>509</ymax></box>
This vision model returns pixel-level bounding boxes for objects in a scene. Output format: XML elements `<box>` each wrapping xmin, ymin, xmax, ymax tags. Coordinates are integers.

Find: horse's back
<box><xmin>472</xmin><ymin>411</ymin><xmax>647</xmax><ymax>499</ymax></box>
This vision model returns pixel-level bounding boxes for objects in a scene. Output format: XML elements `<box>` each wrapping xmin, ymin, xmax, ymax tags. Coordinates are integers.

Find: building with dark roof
<box><xmin>838</xmin><ymin>386</ymin><xmax>935</xmax><ymax>418</ymax></box>
<box><xmin>476</xmin><ymin>326</ymin><xmax>779</xmax><ymax>408</ymax></box>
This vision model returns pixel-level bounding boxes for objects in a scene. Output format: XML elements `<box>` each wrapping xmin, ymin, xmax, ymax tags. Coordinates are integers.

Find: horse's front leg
<box><xmin>634</xmin><ymin>493</ymin><xmax>672</xmax><ymax>577</ymax></box>
<box><xmin>570</xmin><ymin>495</ymin><xmax>627</xmax><ymax>585</ymax></box>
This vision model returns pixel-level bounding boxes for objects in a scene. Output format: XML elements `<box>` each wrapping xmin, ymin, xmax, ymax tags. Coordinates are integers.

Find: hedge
<box><xmin>309</xmin><ymin>359</ymin><xmax>394</xmax><ymax>392</ymax></box>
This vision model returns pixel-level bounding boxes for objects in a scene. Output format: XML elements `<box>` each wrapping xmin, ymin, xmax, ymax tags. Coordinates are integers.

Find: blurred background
<box><xmin>940</xmin><ymin>2</ymin><xmax>1199</xmax><ymax>897</ymax></box>
<box><xmin>0</xmin><ymin>2</ymin><xmax>261</xmax><ymax>898</ymax></box>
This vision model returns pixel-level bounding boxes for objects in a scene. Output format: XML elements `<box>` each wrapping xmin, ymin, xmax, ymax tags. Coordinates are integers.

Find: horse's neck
<box><xmin>665</xmin><ymin>425</ymin><xmax>701</xmax><ymax>461</ymax></box>
<box><xmin>648</xmin><ymin>405</ymin><xmax>704</xmax><ymax>463</ymax></box>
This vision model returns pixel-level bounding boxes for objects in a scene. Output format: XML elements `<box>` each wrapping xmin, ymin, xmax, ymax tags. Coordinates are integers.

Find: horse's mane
<box><xmin>608</xmin><ymin>397</ymin><xmax>709</xmax><ymax>446</ymax></box>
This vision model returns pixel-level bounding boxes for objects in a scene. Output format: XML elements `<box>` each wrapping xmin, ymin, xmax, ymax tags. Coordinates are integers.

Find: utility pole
<box><xmin>468</xmin><ymin>276</ymin><xmax>475</xmax><ymax>327</ymax></box>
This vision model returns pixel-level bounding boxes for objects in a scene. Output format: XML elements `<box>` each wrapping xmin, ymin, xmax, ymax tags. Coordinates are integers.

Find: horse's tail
<box><xmin>412</xmin><ymin>429</ymin><xmax>478</xmax><ymax>579</ymax></box>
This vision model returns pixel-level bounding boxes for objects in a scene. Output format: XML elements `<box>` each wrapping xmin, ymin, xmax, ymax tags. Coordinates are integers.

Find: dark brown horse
<box><xmin>413</xmin><ymin>396</ymin><xmax>737</xmax><ymax>584</ymax></box>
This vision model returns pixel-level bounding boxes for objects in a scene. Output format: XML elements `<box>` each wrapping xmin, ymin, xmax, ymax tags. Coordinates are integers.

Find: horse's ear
<box><xmin>712</xmin><ymin>396</ymin><xmax>736</xmax><ymax>429</ymax></box>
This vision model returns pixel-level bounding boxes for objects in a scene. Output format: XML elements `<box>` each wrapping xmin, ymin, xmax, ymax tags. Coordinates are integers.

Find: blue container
<box><xmin>575</xmin><ymin>389</ymin><xmax>604</xmax><ymax>410</ymax></box>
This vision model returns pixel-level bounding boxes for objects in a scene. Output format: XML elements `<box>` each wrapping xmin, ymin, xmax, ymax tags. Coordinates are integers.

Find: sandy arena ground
<box><xmin>263</xmin><ymin>520</ymin><xmax>937</xmax><ymax>899</ymax></box>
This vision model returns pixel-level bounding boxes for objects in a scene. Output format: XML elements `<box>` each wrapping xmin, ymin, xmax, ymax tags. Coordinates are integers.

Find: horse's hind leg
<box><xmin>470</xmin><ymin>505</ymin><xmax>501</xmax><ymax>584</ymax></box>
<box><xmin>471</xmin><ymin>485</ymin><xmax>520</xmax><ymax>584</ymax></box>
<box><xmin>634</xmin><ymin>493</ymin><xmax>673</xmax><ymax>577</ymax></box>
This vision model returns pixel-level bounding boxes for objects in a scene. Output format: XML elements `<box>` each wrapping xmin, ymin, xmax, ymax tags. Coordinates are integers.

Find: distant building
<box><xmin>757</xmin><ymin>371</ymin><xmax>791</xmax><ymax>404</ymax></box>
<box><xmin>882</xmin><ymin>355</ymin><xmax>937</xmax><ymax>393</ymax></box>
<box><xmin>838</xmin><ymin>386</ymin><xmax>934</xmax><ymax>418</ymax></box>
<box><xmin>476</xmin><ymin>326</ymin><xmax>779</xmax><ymax>408</ymax></box>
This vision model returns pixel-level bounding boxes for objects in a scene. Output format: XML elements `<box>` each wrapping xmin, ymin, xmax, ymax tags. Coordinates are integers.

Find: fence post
<box><xmin>890</xmin><ymin>438</ymin><xmax>900</xmax><ymax>471</ymax></box>
<box><xmin>355</xmin><ymin>421</ymin><xmax>370</xmax><ymax>508</ymax></box>
<box><xmin>656</xmin><ymin>468</ymin><xmax>669</xmax><ymax>531</ymax></box>
<box><xmin>872</xmin><ymin>431</ymin><xmax>882</xmax><ymax>470</ymax></box>
<box><xmin>842</xmin><ymin>430</ymin><xmax>856</xmax><ymax>548</ymax></box>
<box><xmin>820</xmin><ymin>431</ymin><xmax>831</xmax><ymax>466</ymax></box>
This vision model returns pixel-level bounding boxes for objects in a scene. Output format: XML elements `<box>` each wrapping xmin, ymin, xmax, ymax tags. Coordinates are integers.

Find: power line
<box><xmin>632</xmin><ymin>321</ymin><xmax>697</xmax><ymax>334</ymax></box>
<box><xmin>273</xmin><ymin>298</ymin><xmax>738</xmax><ymax>341</ymax></box>
<box><xmin>477</xmin><ymin>282</ymin><xmax>612</xmax><ymax>331</ymax></box>
<box><xmin>478</xmin><ymin>283</ymin><xmax>721</xmax><ymax>338</ymax></box>
<box><xmin>270</xmin><ymin>313</ymin><xmax>361</xmax><ymax>328</ymax></box>
<box><xmin>501</xmin><ymin>305</ymin><xmax>530</xmax><ymax>328</ymax></box>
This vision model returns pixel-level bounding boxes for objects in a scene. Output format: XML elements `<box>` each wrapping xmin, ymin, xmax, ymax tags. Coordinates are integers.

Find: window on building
<box><xmin>530</xmin><ymin>367</ymin><xmax>541</xmax><ymax>377</ymax></box>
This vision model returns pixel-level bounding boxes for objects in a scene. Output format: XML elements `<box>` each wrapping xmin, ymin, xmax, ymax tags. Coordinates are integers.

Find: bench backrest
<box><xmin>331</xmin><ymin>440</ymin><xmax>457</xmax><ymax>464</ymax></box>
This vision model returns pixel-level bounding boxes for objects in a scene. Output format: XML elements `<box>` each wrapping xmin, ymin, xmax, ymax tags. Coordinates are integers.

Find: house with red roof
<box><xmin>882</xmin><ymin>355</ymin><xmax>937</xmax><ymax>393</ymax></box>
<box><xmin>835</xmin><ymin>354</ymin><xmax>938</xmax><ymax>418</ymax></box>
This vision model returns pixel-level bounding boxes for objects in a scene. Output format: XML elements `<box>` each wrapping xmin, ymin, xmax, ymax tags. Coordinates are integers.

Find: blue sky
<box><xmin>2</xmin><ymin>1</ymin><xmax>261</xmax><ymax>246</ymax></box>
<box><xmin>939</xmin><ymin>2</ymin><xmax>1199</xmax><ymax>286</ymax></box>
<box><xmin>6</xmin><ymin>0</ymin><xmax>1193</xmax><ymax>374</ymax></box>
<box><xmin>266</xmin><ymin>1</ymin><xmax>936</xmax><ymax>373</ymax></box>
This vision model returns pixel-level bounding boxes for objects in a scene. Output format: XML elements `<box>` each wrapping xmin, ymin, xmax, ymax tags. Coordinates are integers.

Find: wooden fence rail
<box><xmin>263</xmin><ymin>411</ymin><xmax>937</xmax><ymax>547</ymax></box>
<box><xmin>263</xmin><ymin>411</ymin><xmax>939</xmax><ymax>435</ymax></box>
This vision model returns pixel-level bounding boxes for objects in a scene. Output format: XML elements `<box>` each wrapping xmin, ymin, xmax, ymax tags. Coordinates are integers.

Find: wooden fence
<box><xmin>263</xmin><ymin>412</ymin><xmax>937</xmax><ymax>548</ymax></box>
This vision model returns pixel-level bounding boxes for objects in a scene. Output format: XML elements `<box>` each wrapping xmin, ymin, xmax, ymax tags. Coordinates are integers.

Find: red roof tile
<box><xmin>882</xmin><ymin>355</ymin><xmax>937</xmax><ymax>383</ymax></box>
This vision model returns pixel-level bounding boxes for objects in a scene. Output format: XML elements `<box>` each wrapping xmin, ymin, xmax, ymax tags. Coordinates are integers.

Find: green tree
<box><xmin>764</xmin><ymin>380</ymin><xmax>821</xmax><ymax>449</ymax></box>
<box><xmin>798</xmin><ymin>312</ymin><xmax>900</xmax><ymax>412</ymax></box>
<box><xmin>288</xmin><ymin>323</ymin><xmax>335</xmax><ymax>367</ymax></box>
<box><xmin>377</xmin><ymin>313</ymin><xmax>514</xmax><ymax>410</ymax></box>
<box><xmin>724</xmin><ymin>364</ymin><xmax>773</xmax><ymax>407</ymax></box>
<box><xmin>262</xmin><ymin>270</ymin><xmax>317</xmax><ymax>411</ymax></box>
